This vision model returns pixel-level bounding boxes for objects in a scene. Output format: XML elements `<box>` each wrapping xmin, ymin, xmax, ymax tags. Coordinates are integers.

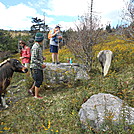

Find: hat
<box><xmin>35</xmin><ymin>32</ymin><xmax>44</xmax><ymax>42</ymax></box>
<box><xmin>55</xmin><ymin>25</ymin><xmax>61</xmax><ymax>28</ymax></box>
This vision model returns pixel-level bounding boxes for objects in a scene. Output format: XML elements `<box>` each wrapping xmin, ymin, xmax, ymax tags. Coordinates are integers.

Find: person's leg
<box><xmin>55</xmin><ymin>53</ymin><xmax>59</xmax><ymax>63</ymax></box>
<box><xmin>30</xmin><ymin>82</ymin><xmax>35</xmax><ymax>90</ymax></box>
<box><xmin>52</xmin><ymin>53</ymin><xmax>55</xmax><ymax>63</ymax></box>
<box><xmin>29</xmin><ymin>82</ymin><xmax>35</xmax><ymax>91</ymax></box>
<box><xmin>50</xmin><ymin>45</ymin><xmax>55</xmax><ymax>63</ymax></box>
<box><xmin>28</xmin><ymin>82</ymin><xmax>35</xmax><ymax>96</ymax></box>
<box><xmin>34</xmin><ymin>69</ymin><xmax>43</xmax><ymax>98</ymax></box>
<box><xmin>34</xmin><ymin>86</ymin><xmax>40</xmax><ymax>97</ymax></box>
<box><xmin>55</xmin><ymin>46</ymin><xmax>59</xmax><ymax>64</ymax></box>
<box><xmin>28</xmin><ymin>69</ymin><xmax>35</xmax><ymax>96</ymax></box>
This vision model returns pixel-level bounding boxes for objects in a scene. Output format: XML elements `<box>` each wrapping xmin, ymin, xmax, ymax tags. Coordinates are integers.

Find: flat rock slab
<box><xmin>43</xmin><ymin>62</ymin><xmax>89</xmax><ymax>83</ymax></box>
<box><xmin>44</xmin><ymin>62</ymin><xmax>79</xmax><ymax>67</ymax></box>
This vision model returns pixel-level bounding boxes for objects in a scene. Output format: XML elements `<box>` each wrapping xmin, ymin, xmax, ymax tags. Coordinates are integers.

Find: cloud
<box><xmin>44</xmin><ymin>0</ymin><xmax>128</xmax><ymax>27</ymax></box>
<box><xmin>55</xmin><ymin>21</ymin><xmax>76</xmax><ymax>30</ymax></box>
<box><xmin>28</xmin><ymin>0</ymin><xmax>48</xmax><ymax>9</ymax></box>
<box><xmin>0</xmin><ymin>2</ymin><xmax>57</xmax><ymax>30</ymax></box>
<box><xmin>93</xmin><ymin>0</ymin><xmax>127</xmax><ymax>24</ymax></box>
<box><xmin>0</xmin><ymin>0</ymin><xmax>129</xmax><ymax>30</ymax></box>
<box><xmin>0</xmin><ymin>3</ymin><xmax>36</xmax><ymax>30</ymax></box>
<box><xmin>94</xmin><ymin>0</ymin><xmax>126</xmax><ymax>14</ymax></box>
<box><xmin>44</xmin><ymin>0</ymin><xmax>89</xmax><ymax>16</ymax></box>
<box><xmin>44</xmin><ymin>0</ymin><xmax>127</xmax><ymax>17</ymax></box>
<box><xmin>0</xmin><ymin>2</ymin><xmax>54</xmax><ymax>30</ymax></box>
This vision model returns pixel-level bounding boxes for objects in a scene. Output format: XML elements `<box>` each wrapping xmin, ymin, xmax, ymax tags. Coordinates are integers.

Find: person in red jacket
<box><xmin>19</xmin><ymin>40</ymin><xmax>31</xmax><ymax>68</ymax></box>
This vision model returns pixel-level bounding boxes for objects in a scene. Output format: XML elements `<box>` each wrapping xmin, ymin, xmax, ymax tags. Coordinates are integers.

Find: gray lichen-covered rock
<box><xmin>78</xmin><ymin>93</ymin><xmax>134</xmax><ymax>130</ymax></box>
<box><xmin>43</xmin><ymin>63</ymin><xmax>89</xmax><ymax>84</ymax></box>
<box><xmin>97</xmin><ymin>50</ymin><xmax>113</xmax><ymax>76</ymax></box>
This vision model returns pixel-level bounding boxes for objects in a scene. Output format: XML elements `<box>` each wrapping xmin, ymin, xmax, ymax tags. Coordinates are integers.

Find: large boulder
<box><xmin>97</xmin><ymin>50</ymin><xmax>113</xmax><ymax>76</ymax></box>
<box><xmin>79</xmin><ymin>93</ymin><xmax>134</xmax><ymax>131</ymax></box>
<box><xmin>43</xmin><ymin>63</ymin><xmax>89</xmax><ymax>84</ymax></box>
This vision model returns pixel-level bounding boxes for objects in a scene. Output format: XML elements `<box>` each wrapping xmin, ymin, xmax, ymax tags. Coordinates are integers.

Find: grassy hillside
<box><xmin>0</xmin><ymin>36</ymin><xmax>134</xmax><ymax>133</ymax></box>
<box><xmin>9</xmin><ymin>30</ymin><xmax>30</xmax><ymax>38</ymax></box>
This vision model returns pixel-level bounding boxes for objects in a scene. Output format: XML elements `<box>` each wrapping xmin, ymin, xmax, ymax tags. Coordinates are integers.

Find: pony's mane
<box><xmin>0</xmin><ymin>58</ymin><xmax>10</xmax><ymax>67</ymax></box>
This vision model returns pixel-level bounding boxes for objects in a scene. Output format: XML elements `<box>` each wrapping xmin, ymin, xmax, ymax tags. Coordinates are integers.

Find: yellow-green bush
<box><xmin>94</xmin><ymin>36</ymin><xmax>134</xmax><ymax>72</ymax></box>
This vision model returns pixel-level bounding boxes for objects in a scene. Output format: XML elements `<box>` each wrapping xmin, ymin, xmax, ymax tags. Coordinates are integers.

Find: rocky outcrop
<box><xmin>43</xmin><ymin>63</ymin><xmax>89</xmax><ymax>84</ymax></box>
<box><xmin>79</xmin><ymin>93</ymin><xmax>134</xmax><ymax>131</ymax></box>
<box><xmin>97</xmin><ymin>50</ymin><xmax>113</xmax><ymax>76</ymax></box>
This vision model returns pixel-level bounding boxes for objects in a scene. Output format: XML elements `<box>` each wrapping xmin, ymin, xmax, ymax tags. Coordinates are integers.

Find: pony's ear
<box><xmin>0</xmin><ymin>58</ymin><xmax>11</xmax><ymax>67</ymax></box>
<box><xmin>7</xmin><ymin>58</ymin><xmax>10</xmax><ymax>61</ymax></box>
<box><xmin>7</xmin><ymin>58</ymin><xmax>11</xmax><ymax>64</ymax></box>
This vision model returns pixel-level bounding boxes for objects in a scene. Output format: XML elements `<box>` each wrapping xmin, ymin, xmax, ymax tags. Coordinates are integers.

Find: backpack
<box><xmin>48</xmin><ymin>30</ymin><xmax>62</xmax><ymax>43</ymax></box>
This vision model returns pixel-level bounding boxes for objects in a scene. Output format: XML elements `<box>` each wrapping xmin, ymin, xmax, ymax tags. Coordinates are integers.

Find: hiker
<box><xmin>29</xmin><ymin>32</ymin><xmax>46</xmax><ymax>99</ymax></box>
<box><xmin>48</xmin><ymin>25</ymin><xmax>62</xmax><ymax>64</ymax></box>
<box><xmin>19</xmin><ymin>40</ymin><xmax>31</xmax><ymax>68</ymax></box>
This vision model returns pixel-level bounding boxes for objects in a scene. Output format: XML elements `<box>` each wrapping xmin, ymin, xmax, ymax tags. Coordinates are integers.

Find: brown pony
<box><xmin>0</xmin><ymin>59</ymin><xmax>28</xmax><ymax>108</ymax></box>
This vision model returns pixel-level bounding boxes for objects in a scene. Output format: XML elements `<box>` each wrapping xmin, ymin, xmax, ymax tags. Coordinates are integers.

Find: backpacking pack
<box><xmin>48</xmin><ymin>29</ymin><xmax>62</xmax><ymax>44</ymax></box>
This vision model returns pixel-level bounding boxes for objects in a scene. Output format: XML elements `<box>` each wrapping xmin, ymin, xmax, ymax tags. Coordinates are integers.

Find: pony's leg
<box><xmin>1</xmin><ymin>94</ymin><xmax>8</xmax><ymax>108</ymax></box>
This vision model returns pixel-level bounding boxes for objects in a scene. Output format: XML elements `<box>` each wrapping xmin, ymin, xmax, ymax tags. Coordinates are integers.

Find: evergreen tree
<box><xmin>106</xmin><ymin>24</ymin><xmax>112</xmax><ymax>33</ymax></box>
<box><xmin>0</xmin><ymin>30</ymin><xmax>17</xmax><ymax>52</ymax></box>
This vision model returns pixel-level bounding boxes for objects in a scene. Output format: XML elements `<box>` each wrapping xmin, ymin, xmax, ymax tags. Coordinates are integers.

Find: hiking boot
<box><xmin>52</xmin><ymin>62</ymin><xmax>55</xmax><ymax>64</ymax></box>
<box><xmin>28</xmin><ymin>90</ymin><xmax>34</xmax><ymax>96</ymax></box>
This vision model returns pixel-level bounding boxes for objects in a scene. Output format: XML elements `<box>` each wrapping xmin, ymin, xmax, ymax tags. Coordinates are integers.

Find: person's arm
<box><xmin>20</xmin><ymin>50</ymin><xmax>24</xmax><ymax>59</ymax></box>
<box><xmin>20</xmin><ymin>50</ymin><xmax>22</xmax><ymax>56</ymax></box>
<box><xmin>51</xmin><ymin>30</ymin><xmax>59</xmax><ymax>37</ymax></box>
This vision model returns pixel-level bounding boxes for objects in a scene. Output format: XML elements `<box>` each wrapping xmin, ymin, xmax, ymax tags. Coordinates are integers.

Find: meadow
<box><xmin>0</xmin><ymin>35</ymin><xmax>134</xmax><ymax>134</ymax></box>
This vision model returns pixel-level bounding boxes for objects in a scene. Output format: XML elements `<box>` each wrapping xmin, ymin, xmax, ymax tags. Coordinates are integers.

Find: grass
<box><xmin>0</xmin><ymin>36</ymin><xmax>134</xmax><ymax>133</ymax></box>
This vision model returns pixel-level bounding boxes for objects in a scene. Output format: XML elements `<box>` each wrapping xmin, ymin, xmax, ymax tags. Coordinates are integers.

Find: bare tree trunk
<box><xmin>117</xmin><ymin>0</ymin><xmax>134</xmax><ymax>41</ymax></box>
<box><xmin>66</xmin><ymin>0</ymin><xmax>104</xmax><ymax>75</ymax></box>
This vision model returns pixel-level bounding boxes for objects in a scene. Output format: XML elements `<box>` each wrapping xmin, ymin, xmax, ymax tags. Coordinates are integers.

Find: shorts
<box><xmin>30</xmin><ymin>69</ymin><xmax>43</xmax><ymax>88</ymax></box>
<box><xmin>50</xmin><ymin>45</ymin><xmax>58</xmax><ymax>53</ymax></box>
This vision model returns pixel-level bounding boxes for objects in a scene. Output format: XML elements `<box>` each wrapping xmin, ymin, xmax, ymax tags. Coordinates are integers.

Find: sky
<box><xmin>0</xmin><ymin>0</ymin><xmax>130</xmax><ymax>31</ymax></box>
